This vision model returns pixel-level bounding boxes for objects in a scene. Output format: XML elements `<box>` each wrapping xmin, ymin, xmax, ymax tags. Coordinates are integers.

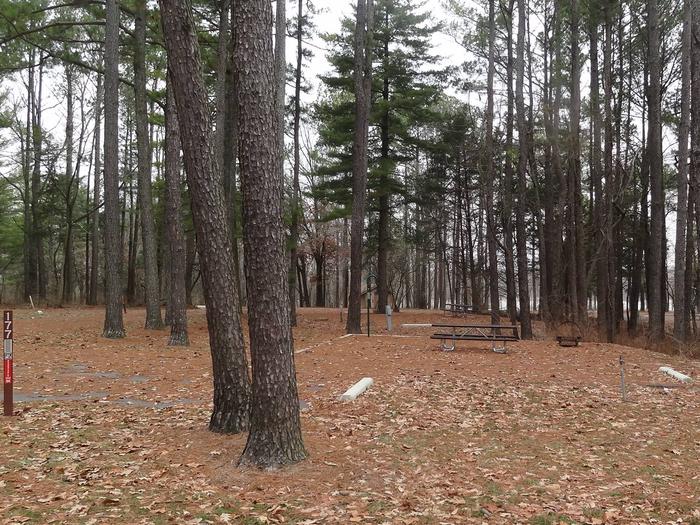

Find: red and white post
<box><xmin>3</xmin><ymin>310</ymin><xmax>13</xmax><ymax>416</ymax></box>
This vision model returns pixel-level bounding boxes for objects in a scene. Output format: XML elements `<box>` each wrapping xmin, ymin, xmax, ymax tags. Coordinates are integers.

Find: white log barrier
<box><xmin>401</xmin><ymin>323</ymin><xmax>432</xmax><ymax>328</ymax></box>
<box><xmin>659</xmin><ymin>366</ymin><xmax>693</xmax><ymax>383</ymax></box>
<box><xmin>338</xmin><ymin>377</ymin><xmax>374</xmax><ymax>401</ymax></box>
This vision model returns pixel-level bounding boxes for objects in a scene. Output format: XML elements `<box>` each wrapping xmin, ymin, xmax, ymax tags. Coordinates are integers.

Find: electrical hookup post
<box><xmin>3</xmin><ymin>310</ymin><xmax>13</xmax><ymax>416</ymax></box>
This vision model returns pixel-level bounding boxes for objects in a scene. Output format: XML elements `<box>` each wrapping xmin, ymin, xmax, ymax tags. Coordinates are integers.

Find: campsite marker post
<box><xmin>3</xmin><ymin>310</ymin><xmax>13</xmax><ymax>416</ymax></box>
<box><xmin>619</xmin><ymin>355</ymin><xmax>627</xmax><ymax>401</ymax></box>
<box><xmin>366</xmin><ymin>274</ymin><xmax>371</xmax><ymax>337</ymax></box>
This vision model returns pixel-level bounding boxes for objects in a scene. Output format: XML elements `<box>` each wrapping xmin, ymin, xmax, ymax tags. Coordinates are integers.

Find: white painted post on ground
<box><xmin>386</xmin><ymin>305</ymin><xmax>392</xmax><ymax>331</ymax></box>
<box><xmin>338</xmin><ymin>377</ymin><xmax>374</xmax><ymax>401</ymax></box>
<box><xmin>659</xmin><ymin>366</ymin><xmax>692</xmax><ymax>383</ymax></box>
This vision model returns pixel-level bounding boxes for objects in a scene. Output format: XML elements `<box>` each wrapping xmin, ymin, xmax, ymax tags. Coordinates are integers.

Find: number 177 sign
<box><xmin>4</xmin><ymin>310</ymin><xmax>13</xmax><ymax>416</ymax></box>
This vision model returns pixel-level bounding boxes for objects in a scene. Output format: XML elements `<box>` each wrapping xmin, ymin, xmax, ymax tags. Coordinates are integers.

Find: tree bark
<box><xmin>515</xmin><ymin>0</ymin><xmax>532</xmax><ymax>338</ymax></box>
<box><xmin>103</xmin><ymin>0</ymin><xmax>125</xmax><ymax>338</ymax></box>
<box><xmin>647</xmin><ymin>0</ymin><xmax>665</xmax><ymax>342</ymax></box>
<box><xmin>346</xmin><ymin>0</ymin><xmax>374</xmax><ymax>334</ymax></box>
<box><xmin>160</xmin><ymin>0</ymin><xmax>251</xmax><ymax>433</ymax></box>
<box><xmin>134</xmin><ymin>0</ymin><xmax>163</xmax><ymax>329</ymax></box>
<box><xmin>674</xmin><ymin>0</ymin><xmax>691</xmax><ymax>342</ymax></box>
<box><xmin>235</xmin><ymin>0</ymin><xmax>307</xmax><ymax>468</ymax></box>
<box><xmin>289</xmin><ymin>0</ymin><xmax>303</xmax><ymax>325</ymax></box>
<box><xmin>62</xmin><ymin>64</ymin><xmax>75</xmax><ymax>305</ymax></box>
<box><xmin>502</xmin><ymin>0</ymin><xmax>518</xmax><ymax>323</ymax></box>
<box><xmin>164</xmin><ymin>76</ymin><xmax>189</xmax><ymax>346</ymax></box>
<box><xmin>89</xmin><ymin>72</ymin><xmax>103</xmax><ymax>305</ymax></box>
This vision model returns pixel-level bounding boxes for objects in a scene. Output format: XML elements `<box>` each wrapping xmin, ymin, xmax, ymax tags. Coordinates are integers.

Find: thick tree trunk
<box><xmin>160</xmin><ymin>0</ymin><xmax>251</xmax><ymax>433</ymax></box>
<box><xmin>103</xmin><ymin>0</ymin><xmax>125</xmax><ymax>337</ymax></box>
<box><xmin>164</xmin><ymin>77</ymin><xmax>189</xmax><ymax>346</ymax></box>
<box><xmin>346</xmin><ymin>0</ymin><xmax>374</xmax><ymax>334</ymax></box>
<box><xmin>235</xmin><ymin>0</ymin><xmax>307</xmax><ymax>468</ymax></box>
<box><xmin>134</xmin><ymin>0</ymin><xmax>163</xmax><ymax>329</ymax></box>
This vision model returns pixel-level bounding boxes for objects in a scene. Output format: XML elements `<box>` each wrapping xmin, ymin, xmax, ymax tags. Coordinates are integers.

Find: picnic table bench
<box><xmin>443</xmin><ymin>303</ymin><xmax>473</xmax><ymax>316</ymax></box>
<box><xmin>556</xmin><ymin>335</ymin><xmax>582</xmax><ymax>347</ymax></box>
<box><xmin>430</xmin><ymin>323</ymin><xmax>520</xmax><ymax>353</ymax></box>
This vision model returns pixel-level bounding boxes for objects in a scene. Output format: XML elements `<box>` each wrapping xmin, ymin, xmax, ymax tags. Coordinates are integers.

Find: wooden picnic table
<box><xmin>430</xmin><ymin>323</ymin><xmax>520</xmax><ymax>353</ymax></box>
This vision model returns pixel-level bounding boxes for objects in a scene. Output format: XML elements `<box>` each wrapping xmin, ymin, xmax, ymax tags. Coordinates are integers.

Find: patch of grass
<box><xmin>583</xmin><ymin>507</ymin><xmax>604</xmax><ymax>519</ymax></box>
<box><xmin>367</xmin><ymin>499</ymin><xmax>391</xmax><ymax>513</ymax></box>
<box><xmin>9</xmin><ymin>506</ymin><xmax>43</xmax><ymax>523</ymax></box>
<box><xmin>485</xmin><ymin>481</ymin><xmax>503</xmax><ymax>496</ymax></box>
<box><xmin>529</xmin><ymin>512</ymin><xmax>575</xmax><ymax>525</ymax></box>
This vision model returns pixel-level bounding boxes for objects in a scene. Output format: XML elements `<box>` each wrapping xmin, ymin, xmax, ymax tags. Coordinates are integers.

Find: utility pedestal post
<box><xmin>3</xmin><ymin>310</ymin><xmax>13</xmax><ymax>416</ymax></box>
<box><xmin>386</xmin><ymin>305</ymin><xmax>392</xmax><ymax>331</ymax></box>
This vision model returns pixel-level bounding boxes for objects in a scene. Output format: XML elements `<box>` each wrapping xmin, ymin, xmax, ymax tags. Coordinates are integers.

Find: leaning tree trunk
<box><xmin>235</xmin><ymin>0</ymin><xmax>307</xmax><ymax>468</ymax></box>
<box><xmin>134</xmin><ymin>0</ymin><xmax>163</xmax><ymax>329</ymax></box>
<box><xmin>164</xmin><ymin>76</ymin><xmax>189</xmax><ymax>346</ymax></box>
<box><xmin>160</xmin><ymin>0</ymin><xmax>251</xmax><ymax>433</ymax></box>
<box><xmin>103</xmin><ymin>0</ymin><xmax>125</xmax><ymax>338</ymax></box>
<box><xmin>346</xmin><ymin>0</ymin><xmax>374</xmax><ymax>334</ymax></box>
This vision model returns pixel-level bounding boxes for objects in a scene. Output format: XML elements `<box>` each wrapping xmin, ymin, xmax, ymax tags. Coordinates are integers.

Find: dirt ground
<box><xmin>1</xmin><ymin>307</ymin><xmax>699</xmax><ymax>524</ymax></box>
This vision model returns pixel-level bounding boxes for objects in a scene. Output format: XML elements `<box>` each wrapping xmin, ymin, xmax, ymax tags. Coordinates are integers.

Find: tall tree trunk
<box><xmin>502</xmin><ymin>0</ymin><xmax>518</xmax><ymax>323</ymax></box>
<box><xmin>214</xmin><ymin>0</ymin><xmax>230</xmax><ymax>174</ymax></box>
<box><xmin>235</xmin><ymin>0</ymin><xmax>307</xmax><ymax>468</ymax></box>
<box><xmin>29</xmin><ymin>56</ymin><xmax>45</xmax><ymax>302</ymax></box>
<box><xmin>589</xmin><ymin>0</ymin><xmax>608</xmax><ymax>337</ymax></box>
<box><xmin>346</xmin><ymin>0</ymin><xmax>374</xmax><ymax>334</ymax></box>
<box><xmin>688</xmin><ymin>0</ymin><xmax>700</xmax><ymax>335</ymax></box>
<box><xmin>377</xmin><ymin>18</ymin><xmax>390</xmax><ymax>314</ymax></box>
<box><xmin>164</xmin><ymin>76</ymin><xmax>189</xmax><ymax>346</ymax></box>
<box><xmin>89</xmin><ymin>73</ymin><xmax>103</xmax><ymax>305</ymax></box>
<box><xmin>674</xmin><ymin>0</ymin><xmax>691</xmax><ymax>342</ymax></box>
<box><xmin>223</xmin><ymin>0</ymin><xmax>242</xmax><ymax>311</ymax></box>
<box><xmin>62</xmin><ymin>65</ymin><xmax>75</xmax><ymax>305</ymax></box>
<box><xmin>134</xmin><ymin>0</ymin><xmax>163</xmax><ymax>329</ymax></box>
<box><xmin>567</xmin><ymin>0</ymin><xmax>585</xmax><ymax>323</ymax></box>
<box><xmin>515</xmin><ymin>0</ymin><xmax>532</xmax><ymax>338</ymax></box>
<box><xmin>289</xmin><ymin>0</ymin><xmax>303</xmax><ymax>325</ymax></box>
<box><xmin>160</xmin><ymin>0</ymin><xmax>251</xmax><ymax>433</ymax></box>
<box><xmin>103</xmin><ymin>0</ymin><xmax>125</xmax><ymax>337</ymax></box>
<box><xmin>647</xmin><ymin>0</ymin><xmax>665</xmax><ymax>342</ymax></box>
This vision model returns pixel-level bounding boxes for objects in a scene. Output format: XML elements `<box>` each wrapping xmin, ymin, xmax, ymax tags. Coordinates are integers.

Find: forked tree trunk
<box><xmin>234</xmin><ymin>0</ymin><xmax>307</xmax><ymax>468</ymax></box>
<box><xmin>102</xmin><ymin>0</ymin><xmax>125</xmax><ymax>338</ymax></box>
<box><xmin>160</xmin><ymin>0</ymin><xmax>251</xmax><ymax>433</ymax></box>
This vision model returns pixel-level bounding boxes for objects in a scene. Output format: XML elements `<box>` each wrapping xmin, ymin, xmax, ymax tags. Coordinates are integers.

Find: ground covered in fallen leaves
<box><xmin>1</xmin><ymin>307</ymin><xmax>699</xmax><ymax>524</ymax></box>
